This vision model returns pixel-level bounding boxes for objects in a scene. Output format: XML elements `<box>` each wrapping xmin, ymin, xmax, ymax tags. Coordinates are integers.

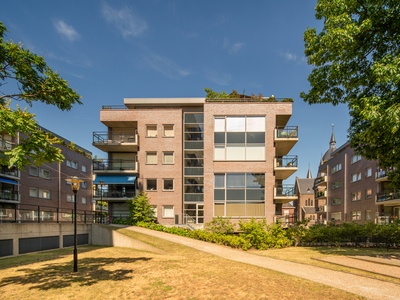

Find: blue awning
<box><xmin>0</xmin><ymin>177</ymin><xmax>19</xmax><ymax>185</ymax></box>
<box><xmin>93</xmin><ymin>175</ymin><xmax>137</xmax><ymax>184</ymax></box>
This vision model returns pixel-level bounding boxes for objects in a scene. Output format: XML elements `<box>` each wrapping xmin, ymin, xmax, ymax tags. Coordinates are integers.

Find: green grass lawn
<box><xmin>0</xmin><ymin>229</ymin><xmax>365</xmax><ymax>300</ymax></box>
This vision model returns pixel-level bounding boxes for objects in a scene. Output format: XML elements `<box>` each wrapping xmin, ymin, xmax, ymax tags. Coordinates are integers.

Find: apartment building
<box><xmin>92</xmin><ymin>96</ymin><xmax>298</xmax><ymax>225</ymax></box>
<box><xmin>314</xmin><ymin>129</ymin><xmax>399</xmax><ymax>224</ymax></box>
<box><xmin>0</xmin><ymin>126</ymin><xmax>93</xmax><ymax>222</ymax></box>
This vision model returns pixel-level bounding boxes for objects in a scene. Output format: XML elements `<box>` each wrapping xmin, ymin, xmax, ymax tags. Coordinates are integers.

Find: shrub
<box><xmin>204</xmin><ymin>217</ymin><xmax>235</xmax><ymax>234</ymax></box>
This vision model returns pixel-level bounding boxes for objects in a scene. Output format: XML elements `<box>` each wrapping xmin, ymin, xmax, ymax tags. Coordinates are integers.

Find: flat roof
<box><xmin>124</xmin><ymin>98</ymin><xmax>205</xmax><ymax>106</ymax></box>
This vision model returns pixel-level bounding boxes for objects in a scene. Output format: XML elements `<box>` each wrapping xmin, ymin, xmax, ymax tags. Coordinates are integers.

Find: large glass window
<box><xmin>214</xmin><ymin>173</ymin><xmax>265</xmax><ymax>217</ymax></box>
<box><xmin>214</xmin><ymin>116</ymin><xmax>265</xmax><ymax>161</ymax></box>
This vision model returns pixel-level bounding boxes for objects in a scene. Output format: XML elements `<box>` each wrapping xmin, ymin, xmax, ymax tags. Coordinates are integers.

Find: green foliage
<box><xmin>0</xmin><ymin>22</ymin><xmax>82</xmax><ymax>169</ymax></box>
<box><xmin>126</xmin><ymin>192</ymin><xmax>155</xmax><ymax>222</ymax></box>
<box><xmin>287</xmin><ymin>219</ymin><xmax>309</xmax><ymax>247</ymax></box>
<box><xmin>281</xmin><ymin>98</ymin><xmax>294</xmax><ymax>102</ymax></box>
<box><xmin>301</xmin><ymin>1</ymin><xmax>400</xmax><ymax>187</ymax></box>
<box><xmin>204</xmin><ymin>217</ymin><xmax>235</xmax><ymax>234</ymax></box>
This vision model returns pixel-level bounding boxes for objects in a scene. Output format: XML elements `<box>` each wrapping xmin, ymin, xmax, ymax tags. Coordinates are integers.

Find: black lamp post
<box><xmin>65</xmin><ymin>176</ymin><xmax>84</xmax><ymax>272</ymax></box>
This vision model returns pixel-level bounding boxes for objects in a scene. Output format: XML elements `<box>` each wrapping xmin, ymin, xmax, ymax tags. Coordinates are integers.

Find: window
<box><xmin>29</xmin><ymin>188</ymin><xmax>38</xmax><ymax>197</ymax></box>
<box><xmin>82</xmin><ymin>197</ymin><xmax>87</xmax><ymax>205</ymax></box>
<box><xmin>162</xmin><ymin>152</ymin><xmax>174</xmax><ymax>164</ymax></box>
<box><xmin>162</xmin><ymin>205</ymin><xmax>174</xmax><ymax>218</ymax></box>
<box><xmin>41</xmin><ymin>169</ymin><xmax>51</xmax><ymax>179</ymax></box>
<box><xmin>214</xmin><ymin>116</ymin><xmax>265</xmax><ymax>161</ymax></box>
<box><xmin>365</xmin><ymin>210</ymin><xmax>372</xmax><ymax>220</ymax></box>
<box><xmin>332</xmin><ymin>180</ymin><xmax>341</xmax><ymax>189</ymax></box>
<box><xmin>146</xmin><ymin>179</ymin><xmax>157</xmax><ymax>191</ymax></box>
<box><xmin>351</xmin><ymin>154</ymin><xmax>361</xmax><ymax>164</ymax></box>
<box><xmin>146</xmin><ymin>152</ymin><xmax>157</xmax><ymax>164</ymax></box>
<box><xmin>82</xmin><ymin>165</ymin><xmax>87</xmax><ymax>173</ymax></box>
<box><xmin>81</xmin><ymin>181</ymin><xmax>87</xmax><ymax>188</ymax></box>
<box><xmin>351</xmin><ymin>172</ymin><xmax>361</xmax><ymax>182</ymax></box>
<box><xmin>311</xmin><ymin>200</ymin><xmax>313</xmax><ymax>206</ymax></box>
<box><xmin>366</xmin><ymin>167</ymin><xmax>372</xmax><ymax>178</ymax></box>
<box><xmin>163</xmin><ymin>179</ymin><xmax>174</xmax><ymax>191</ymax></box>
<box><xmin>151</xmin><ymin>205</ymin><xmax>157</xmax><ymax>218</ymax></box>
<box><xmin>331</xmin><ymin>212</ymin><xmax>341</xmax><ymax>221</ymax></box>
<box><xmin>163</xmin><ymin>125</ymin><xmax>174</xmax><ymax>137</ymax></box>
<box><xmin>67</xmin><ymin>159</ymin><xmax>78</xmax><ymax>169</ymax></box>
<box><xmin>366</xmin><ymin>188</ymin><xmax>372</xmax><ymax>199</ymax></box>
<box><xmin>67</xmin><ymin>195</ymin><xmax>75</xmax><ymax>202</ymax></box>
<box><xmin>351</xmin><ymin>191</ymin><xmax>361</xmax><ymax>201</ymax></box>
<box><xmin>332</xmin><ymin>197</ymin><xmax>341</xmax><ymax>205</ymax></box>
<box><xmin>146</xmin><ymin>125</ymin><xmax>157</xmax><ymax>137</ymax></box>
<box><xmin>331</xmin><ymin>163</ymin><xmax>342</xmax><ymax>173</ymax></box>
<box><xmin>29</xmin><ymin>166</ymin><xmax>39</xmax><ymax>176</ymax></box>
<box><xmin>214</xmin><ymin>173</ymin><xmax>265</xmax><ymax>217</ymax></box>
<box><xmin>352</xmin><ymin>211</ymin><xmax>361</xmax><ymax>221</ymax></box>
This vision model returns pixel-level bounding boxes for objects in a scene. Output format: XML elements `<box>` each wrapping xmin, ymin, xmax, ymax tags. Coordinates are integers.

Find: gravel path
<box><xmin>121</xmin><ymin>226</ymin><xmax>400</xmax><ymax>300</ymax></box>
<box><xmin>316</xmin><ymin>256</ymin><xmax>400</xmax><ymax>279</ymax></box>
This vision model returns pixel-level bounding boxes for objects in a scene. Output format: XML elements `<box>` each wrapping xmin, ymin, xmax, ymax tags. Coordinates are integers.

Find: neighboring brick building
<box><xmin>93</xmin><ymin>96</ymin><xmax>299</xmax><ymax>226</ymax></box>
<box><xmin>0</xmin><ymin>127</ymin><xmax>93</xmax><ymax>222</ymax></box>
<box><xmin>294</xmin><ymin>167</ymin><xmax>317</xmax><ymax>224</ymax></box>
<box><xmin>314</xmin><ymin>128</ymin><xmax>400</xmax><ymax>224</ymax></box>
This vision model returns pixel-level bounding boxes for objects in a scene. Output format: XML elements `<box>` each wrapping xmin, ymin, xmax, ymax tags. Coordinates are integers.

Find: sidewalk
<box><xmin>122</xmin><ymin>226</ymin><xmax>400</xmax><ymax>300</ymax></box>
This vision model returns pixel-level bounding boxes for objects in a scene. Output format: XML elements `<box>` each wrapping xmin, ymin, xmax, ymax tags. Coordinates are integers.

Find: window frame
<box><xmin>351</xmin><ymin>191</ymin><xmax>361</xmax><ymax>201</ymax></box>
<box><xmin>332</xmin><ymin>197</ymin><xmax>341</xmax><ymax>205</ymax></box>
<box><xmin>162</xmin><ymin>124</ymin><xmax>174</xmax><ymax>138</ymax></box>
<box><xmin>66</xmin><ymin>159</ymin><xmax>78</xmax><ymax>169</ymax></box>
<box><xmin>162</xmin><ymin>178</ymin><xmax>174</xmax><ymax>191</ymax></box>
<box><xmin>82</xmin><ymin>165</ymin><xmax>87</xmax><ymax>173</ymax></box>
<box><xmin>81</xmin><ymin>181</ymin><xmax>87</xmax><ymax>189</ymax></box>
<box><xmin>29</xmin><ymin>187</ymin><xmax>38</xmax><ymax>197</ymax></box>
<box><xmin>146</xmin><ymin>124</ymin><xmax>158</xmax><ymax>138</ymax></box>
<box><xmin>67</xmin><ymin>194</ymin><xmax>75</xmax><ymax>203</ymax></box>
<box><xmin>29</xmin><ymin>166</ymin><xmax>39</xmax><ymax>176</ymax></box>
<box><xmin>351</xmin><ymin>172</ymin><xmax>362</xmax><ymax>182</ymax></box>
<box><xmin>351</xmin><ymin>154</ymin><xmax>361</xmax><ymax>164</ymax></box>
<box><xmin>145</xmin><ymin>152</ymin><xmax>158</xmax><ymax>165</ymax></box>
<box><xmin>82</xmin><ymin>197</ymin><xmax>87</xmax><ymax>205</ymax></box>
<box><xmin>162</xmin><ymin>205</ymin><xmax>174</xmax><ymax>218</ymax></box>
<box><xmin>331</xmin><ymin>163</ymin><xmax>342</xmax><ymax>174</ymax></box>
<box><xmin>162</xmin><ymin>152</ymin><xmax>174</xmax><ymax>165</ymax></box>
<box><xmin>151</xmin><ymin>205</ymin><xmax>157</xmax><ymax>218</ymax></box>
<box><xmin>365</xmin><ymin>188</ymin><xmax>372</xmax><ymax>199</ymax></box>
<box><xmin>365</xmin><ymin>210</ymin><xmax>372</xmax><ymax>220</ymax></box>
<box><xmin>352</xmin><ymin>211</ymin><xmax>361</xmax><ymax>221</ymax></box>
<box><xmin>146</xmin><ymin>179</ymin><xmax>157</xmax><ymax>191</ymax></box>
<box><xmin>365</xmin><ymin>167</ymin><xmax>372</xmax><ymax>178</ymax></box>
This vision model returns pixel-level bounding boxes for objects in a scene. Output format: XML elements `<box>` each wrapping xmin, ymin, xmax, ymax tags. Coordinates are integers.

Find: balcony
<box><xmin>376</xmin><ymin>216</ymin><xmax>399</xmax><ymax>225</ymax></box>
<box><xmin>315</xmin><ymin>175</ymin><xmax>327</xmax><ymax>187</ymax></box>
<box><xmin>93</xmin><ymin>159</ymin><xmax>137</xmax><ymax>173</ymax></box>
<box><xmin>0</xmin><ymin>166</ymin><xmax>19</xmax><ymax>179</ymax></box>
<box><xmin>316</xmin><ymin>190</ymin><xmax>327</xmax><ymax>199</ymax></box>
<box><xmin>92</xmin><ymin>131</ymin><xmax>138</xmax><ymax>152</ymax></box>
<box><xmin>315</xmin><ymin>205</ymin><xmax>327</xmax><ymax>213</ymax></box>
<box><xmin>274</xmin><ymin>214</ymin><xmax>297</xmax><ymax>228</ymax></box>
<box><xmin>376</xmin><ymin>170</ymin><xmax>389</xmax><ymax>182</ymax></box>
<box><xmin>93</xmin><ymin>188</ymin><xmax>135</xmax><ymax>201</ymax></box>
<box><xmin>0</xmin><ymin>190</ymin><xmax>19</xmax><ymax>203</ymax></box>
<box><xmin>95</xmin><ymin>205</ymin><xmax>109</xmax><ymax>212</ymax></box>
<box><xmin>274</xmin><ymin>126</ymin><xmax>298</xmax><ymax>156</ymax></box>
<box><xmin>274</xmin><ymin>184</ymin><xmax>297</xmax><ymax>204</ymax></box>
<box><xmin>376</xmin><ymin>190</ymin><xmax>400</xmax><ymax>206</ymax></box>
<box><xmin>274</xmin><ymin>156</ymin><xmax>298</xmax><ymax>180</ymax></box>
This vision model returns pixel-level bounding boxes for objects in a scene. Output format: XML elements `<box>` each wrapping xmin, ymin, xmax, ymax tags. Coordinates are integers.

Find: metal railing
<box><xmin>316</xmin><ymin>190</ymin><xmax>327</xmax><ymax>198</ymax></box>
<box><xmin>0</xmin><ymin>166</ymin><xmax>19</xmax><ymax>177</ymax></box>
<box><xmin>94</xmin><ymin>189</ymin><xmax>135</xmax><ymax>199</ymax></box>
<box><xmin>205</xmin><ymin>97</ymin><xmax>293</xmax><ymax>103</ymax></box>
<box><xmin>376</xmin><ymin>190</ymin><xmax>400</xmax><ymax>202</ymax></box>
<box><xmin>315</xmin><ymin>176</ymin><xmax>326</xmax><ymax>185</ymax></box>
<box><xmin>0</xmin><ymin>204</ymin><xmax>95</xmax><ymax>223</ymax></box>
<box><xmin>93</xmin><ymin>132</ymin><xmax>137</xmax><ymax>144</ymax></box>
<box><xmin>93</xmin><ymin>159</ymin><xmax>136</xmax><ymax>171</ymax></box>
<box><xmin>275</xmin><ymin>155</ymin><xmax>298</xmax><ymax>168</ymax></box>
<box><xmin>0</xmin><ymin>190</ymin><xmax>18</xmax><ymax>201</ymax></box>
<box><xmin>275</xmin><ymin>184</ymin><xmax>297</xmax><ymax>197</ymax></box>
<box><xmin>276</xmin><ymin>126</ymin><xmax>298</xmax><ymax>138</ymax></box>
<box><xmin>376</xmin><ymin>216</ymin><xmax>399</xmax><ymax>224</ymax></box>
<box><xmin>275</xmin><ymin>215</ymin><xmax>297</xmax><ymax>227</ymax></box>
<box><xmin>315</xmin><ymin>205</ymin><xmax>327</xmax><ymax>212</ymax></box>
<box><xmin>95</xmin><ymin>205</ymin><xmax>108</xmax><ymax>212</ymax></box>
<box><xmin>101</xmin><ymin>105</ymin><xmax>128</xmax><ymax>109</ymax></box>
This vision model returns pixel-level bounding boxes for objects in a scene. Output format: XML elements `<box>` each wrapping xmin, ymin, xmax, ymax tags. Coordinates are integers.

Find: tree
<box><xmin>0</xmin><ymin>22</ymin><xmax>82</xmax><ymax>169</ymax></box>
<box><xmin>300</xmin><ymin>1</ymin><xmax>400</xmax><ymax>187</ymax></box>
<box><xmin>127</xmin><ymin>192</ymin><xmax>155</xmax><ymax>222</ymax></box>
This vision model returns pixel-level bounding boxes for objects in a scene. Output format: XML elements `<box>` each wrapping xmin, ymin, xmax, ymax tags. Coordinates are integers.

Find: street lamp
<box><xmin>98</xmin><ymin>180</ymin><xmax>105</xmax><ymax>224</ymax></box>
<box><xmin>65</xmin><ymin>176</ymin><xmax>85</xmax><ymax>272</ymax></box>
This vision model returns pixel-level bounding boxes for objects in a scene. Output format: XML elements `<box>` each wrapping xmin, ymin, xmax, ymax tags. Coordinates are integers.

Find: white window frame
<box><xmin>82</xmin><ymin>165</ymin><xmax>87</xmax><ymax>173</ymax></box>
<box><xmin>365</xmin><ymin>210</ymin><xmax>372</xmax><ymax>220</ymax></box>
<box><xmin>366</xmin><ymin>167</ymin><xmax>372</xmax><ymax>178</ymax></box>
<box><xmin>351</xmin><ymin>191</ymin><xmax>361</xmax><ymax>201</ymax></box>
<box><xmin>29</xmin><ymin>166</ymin><xmax>39</xmax><ymax>176</ymax></box>
<box><xmin>162</xmin><ymin>178</ymin><xmax>174</xmax><ymax>191</ymax></box>
<box><xmin>146</xmin><ymin>179</ymin><xmax>157</xmax><ymax>191</ymax></box>
<box><xmin>29</xmin><ymin>188</ymin><xmax>38</xmax><ymax>197</ymax></box>
<box><xmin>351</xmin><ymin>172</ymin><xmax>361</xmax><ymax>182</ymax></box>
<box><xmin>332</xmin><ymin>163</ymin><xmax>342</xmax><ymax>174</ymax></box>
<box><xmin>146</xmin><ymin>125</ymin><xmax>157</xmax><ymax>137</ymax></box>
<box><xmin>162</xmin><ymin>124</ymin><xmax>174</xmax><ymax>137</ymax></box>
<box><xmin>67</xmin><ymin>159</ymin><xmax>78</xmax><ymax>169</ymax></box>
<box><xmin>352</xmin><ymin>211</ymin><xmax>361</xmax><ymax>221</ymax></box>
<box><xmin>146</xmin><ymin>152</ymin><xmax>158</xmax><ymax>165</ymax></box>
<box><xmin>40</xmin><ymin>169</ymin><xmax>51</xmax><ymax>179</ymax></box>
<box><xmin>162</xmin><ymin>152</ymin><xmax>174</xmax><ymax>164</ymax></box>
<box><xmin>81</xmin><ymin>181</ymin><xmax>87</xmax><ymax>189</ymax></box>
<box><xmin>331</xmin><ymin>212</ymin><xmax>341</xmax><ymax>221</ymax></box>
<box><xmin>351</xmin><ymin>154</ymin><xmax>361</xmax><ymax>164</ymax></box>
<box><xmin>332</xmin><ymin>197</ymin><xmax>341</xmax><ymax>205</ymax></box>
<box><xmin>40</xmin><ymin>189</ymin><xmax>51</xmax><ymax>199</ymax></box>
<box><xmin>366</xmin><ymin>188</ymin><xmax>372</xmax><ymax>199</ymax></box>
<box><xmin>82</xmin><ymin>197</ymin><xmax>87</xmax><ymax>205</ymax></box>
<box><xmin>67</xmin><ymin>194</ymin><xmax>75</xmax><ymax>203</ymax></box>
<box><xmin>162</xmin><ymin>205</ymin><xmax>174</xmax><ymax>218</ymax></box>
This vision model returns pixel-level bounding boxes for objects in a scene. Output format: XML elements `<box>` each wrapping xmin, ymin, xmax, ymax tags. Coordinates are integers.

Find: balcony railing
<box><xmin>376</xmin><ymin>216</ymin><xmax>399</xmax><ymax>224</ymax></box>
<box><xmin>101</xmin><ymin>105</ymin><xmax>128</xmax><ymax>109</ymax></box>
<box><xmin>93</xmin><ymin>159</ymin><xmax>136</xmax><ymax>171</ymax></box>
<box><xmin>0</xmin><ymin>140</ymin><xmax>14</xmax><ymax>151</ymax></box>
<box><xmin>316</xmin><ymin>190</ymin><xmax>327</xmax><ymax>198</ymax></box>
<box><xmin>0</xmin><ymin>190</ymin><xmax>18</xmax><ymax>201</ymax></box>
<box><xmin>376</xmin><ymin>190</ymin><xmax>400</xmax><ymax>202</ymax></box>
<box><xmin>275</xmin><ymin>215</ymin><xmax>297</xmax><ymax>227</ymax></box>
<box><xmin>205</xmin><ymin>97</ymin><xmax>293</xmax><ymax>103</ymax></box>
<box><xmin>315</xmin><ymin>205</ymin><xmax>327</xmax><ymax>212</ymax></box>
<box><xmin>95</xmin><ymin>205</ymin><xmax>109</xmax><ymax>212</ymax></box>
<box><xmin>275</xmin><ymin>155</ymin><xmax>298</xmax><ymax>168</ymax></box>
<box><xmin>276</xmin><ymin>126</ymin><xmax>298</xmax><ymax>138</ymax></box>
<box><xmin>376</xmin><ymin>170</ymin><xmax>387</xmax><ymax>179</ymax></box>
<box><xmin>0</xmin><ymin>166</ymin><xmax>18</xmax><ymax>177</ymax></box>
<box><xmin>94</xmin><ymin>189</ymin><xmax>135</xmax><ymax>199</ymax></box>
<box><xmin>315</xmin><ymin>176</ymin><xmax>327</xmax><ymax>185</ymax></box>
<box><xmin>93</xmin><ymin>132</ymin><xmax>137</xmax><ymax>144</ymax></box>
<box><xmin>275</xmin><ymin>184</ymin><xmax>297</xmax><ymax>197</ymax></box>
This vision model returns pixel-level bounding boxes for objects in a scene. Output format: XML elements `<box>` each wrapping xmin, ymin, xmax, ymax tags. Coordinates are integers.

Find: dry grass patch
<box><xmin>250</xmin><ymin>246</ymin><xmax>400</xmax><ymax>284</ymax></box>
<box><xmin>0</xmin><ymin>230</ymin><xmax>365</xmax><ymax>300</ymax></box>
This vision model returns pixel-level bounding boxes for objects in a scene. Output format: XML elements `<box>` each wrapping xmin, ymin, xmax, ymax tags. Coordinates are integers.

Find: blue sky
<box><xmin>1</xmin><ymin>0</ymin><xmax>350</xmax><ymax>181</ymax></box>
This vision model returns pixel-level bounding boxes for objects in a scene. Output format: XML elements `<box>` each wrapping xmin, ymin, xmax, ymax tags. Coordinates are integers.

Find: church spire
<box><xmin>307</xmin><ymin>164</ymin><xmax>312</xmax><ymax>178</ymax></box>
<box><xmin>330</xmin><ymin>124</ymin><xmax>336</xmax><ymax>147</ymax></box>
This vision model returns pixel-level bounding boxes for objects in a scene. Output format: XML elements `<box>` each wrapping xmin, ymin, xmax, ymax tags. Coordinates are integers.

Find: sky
<box><xmin>1</xmin><ymin>0</ymin><xmax>351</xmax><ymax>182</ymax></box>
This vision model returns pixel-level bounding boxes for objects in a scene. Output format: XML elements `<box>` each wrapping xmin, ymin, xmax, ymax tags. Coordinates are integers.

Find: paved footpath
<box><xmin>121</xmin><ymin>226</ymin><xmax>400</xmax><ymax>300</ymax></box>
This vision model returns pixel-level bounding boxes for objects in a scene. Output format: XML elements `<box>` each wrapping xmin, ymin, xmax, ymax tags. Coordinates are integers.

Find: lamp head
<box><xmin>65</xmin><ymin>176</ymin><xmax>85</xmax><ymax>193</ymax></box>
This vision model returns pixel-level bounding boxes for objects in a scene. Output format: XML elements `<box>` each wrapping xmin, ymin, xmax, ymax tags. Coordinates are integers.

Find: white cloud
<box><xmin>47</xmin><ymin>52</ymin><xmax>92</xmax><ymax>68</ymax></box>
<box><xmin>143</xmin><ymin>52</ymin><xmax>190</xmax><ymax>79</ymax></box>
<box><xmin>223</xmin><ymin>38</ymin><xmax>245</xmax><ymax>54</ymax></box>
<box><xmin>281</xmin><ymin>51</ymin><xmax>297</xmax><ymax>61</ymax></box>
<box><xmin>54</xmin><ymin>20</ymin><xmax>80</xmax><ymax>42</ymax></box>
<box><xmin>102</xmin><ymin>2</ymin><xmax>147</xmax><ymax>38</ymax></box>
<box><xmin>205</xmin><ymin>69</ymin><xmax>231</xmax><ymax>86</ymax></box>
